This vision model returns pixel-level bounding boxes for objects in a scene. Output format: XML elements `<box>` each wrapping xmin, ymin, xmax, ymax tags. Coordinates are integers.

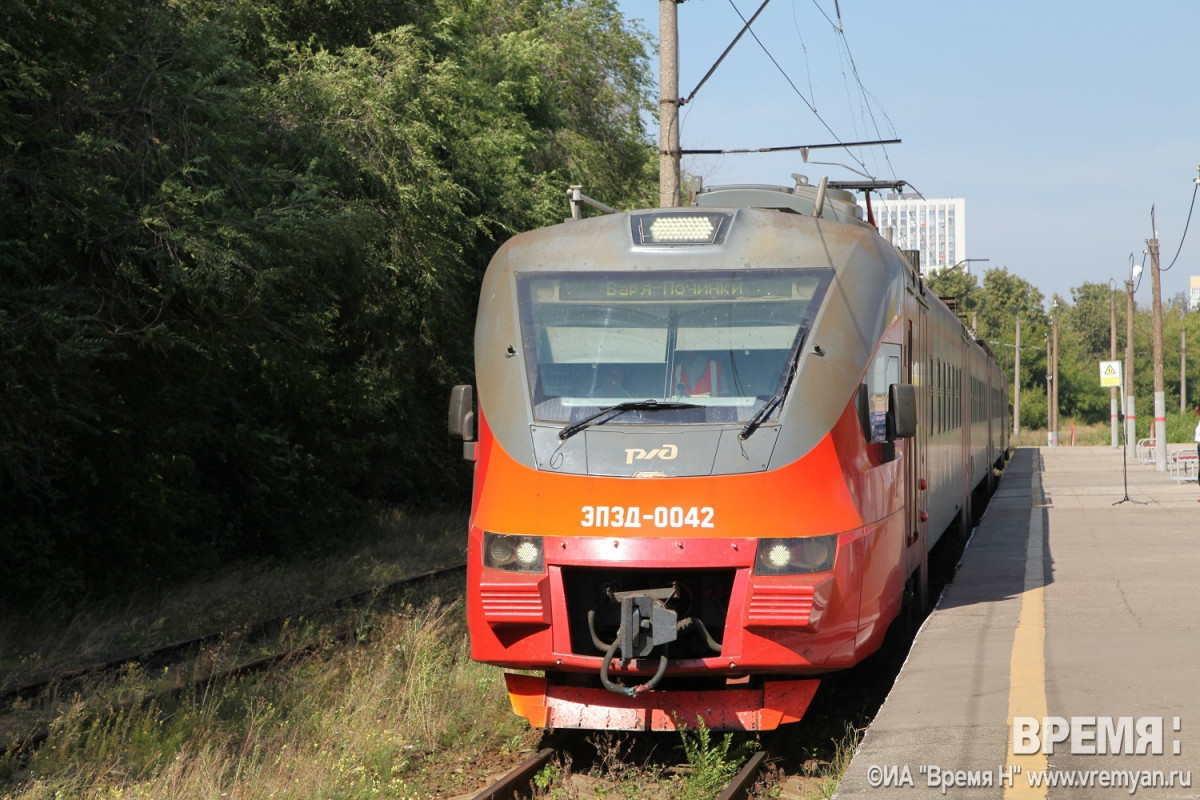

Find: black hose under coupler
<box><xmin>598</xmin><ymin>633</ymin><xmax>669</xmax><ymax>697</ymax></box>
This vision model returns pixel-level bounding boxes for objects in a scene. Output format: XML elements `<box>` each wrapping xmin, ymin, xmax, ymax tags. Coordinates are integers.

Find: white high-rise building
<box><xmin>858</xmin><ymin>194</ymin><xmax>968</xmax><ymax>274</ymax></box>
<box><xmin>1190</xmin><ymin>276</ymin><xmax>1200</xmax><ymax>312</ymax></box>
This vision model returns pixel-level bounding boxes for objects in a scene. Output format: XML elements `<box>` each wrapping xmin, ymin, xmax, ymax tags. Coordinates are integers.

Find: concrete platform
<box><xmin>835</xmin><ymin>446</ymin><xmax>1200</xmax><ymax>799</ymax></box>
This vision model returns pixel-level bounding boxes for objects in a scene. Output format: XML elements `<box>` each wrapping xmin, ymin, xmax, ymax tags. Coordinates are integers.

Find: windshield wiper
<box><xmin>558</xmin><ymin>400</ymin><xmax>701</xmax><ymax>441</ymax></box>
<box><xmin>740</xmin><ymin>327</ymin><xmax>809</xmax><ymax>441</ymax></box>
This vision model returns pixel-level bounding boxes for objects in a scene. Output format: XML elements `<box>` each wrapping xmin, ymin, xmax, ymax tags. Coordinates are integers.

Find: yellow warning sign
<box><xmin>1099</xmin><ymin>360</ymin><xmax>1122</xmax><ymax>388</ymax></box>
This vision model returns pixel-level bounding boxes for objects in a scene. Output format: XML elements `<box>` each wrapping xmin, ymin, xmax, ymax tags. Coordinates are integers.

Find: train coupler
<box><xmin>613</xmin><ymin>588</ymin><xmax>677</xmax><ymax>663</ymax></box>
<box><xmin>590</xmin><ymin>588</ymin><xmax>677</xmax><ymax>697</ymax></box>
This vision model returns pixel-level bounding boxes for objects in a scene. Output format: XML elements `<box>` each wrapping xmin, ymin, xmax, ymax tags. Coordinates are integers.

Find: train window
<box><xmin>928</xmin><ymin>358</ymin><xmax>934</xmax><ymax>434</ymax></box>
<box><xmin>516</xmin><ymin>269</ymin><xmax>833</xmax><ymax>425</ymax></box>
<box><xmin>862</xmin><ymin>343</ymin><xmax>901</xmax><ymax>444</ymax></box>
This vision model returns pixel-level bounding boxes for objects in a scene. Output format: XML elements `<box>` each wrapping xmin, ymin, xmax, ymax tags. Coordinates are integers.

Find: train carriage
<box><xmin>449</xmin><ymin>177</ymin><xmax>1008</xmax><ymax>731</ymax></box>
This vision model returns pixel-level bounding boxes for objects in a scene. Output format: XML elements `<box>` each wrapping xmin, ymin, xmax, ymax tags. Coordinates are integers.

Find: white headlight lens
<box><xmin>515</xmin><ymin>541</ymin><xmax>541</xmax><ymax>567</ymax></box>
<box><xmin>766</xmin><ymin>543</ymin><xmax>792</xmax><ymax>569</ymax></box>
<box><xmin>753</xmin><ymin>534</ymin><xmax>838</xmax><ymax>575</ymax></box>
<box><xmin>482</xmin><ymin>532</ymin><xmax>544</xmax><ymax>573</ymax></box>
<box><xmin>650</xmin><ymin>215</ymin><xmax>714</xmax><ymax>242</ymax></box>
<box><xmin>631</xmin><ymin>212</ymin><xmax>731</xmax><ymax>245</ymax></box>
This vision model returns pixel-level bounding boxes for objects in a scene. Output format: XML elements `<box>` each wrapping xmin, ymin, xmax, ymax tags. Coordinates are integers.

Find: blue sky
<box><xmin>614</xmin><ymin>0</ymin><xmax>1200</xmax><ymax>309</ymax></box>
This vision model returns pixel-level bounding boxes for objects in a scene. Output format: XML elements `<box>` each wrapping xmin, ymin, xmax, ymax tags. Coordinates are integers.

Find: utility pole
<box><xmin>1110</xmin><ymin>279</ymin><xmax>1119</xmax><ymax>448</ymax></box>
<box><xmin>1013</xmin><ymin>317</ymin><xmax>1021</xmax><ymax>437</ymax></box>
<box><xmin>1148</xmin><ymin>230</ymin><xmax>1166</xmax><ymax>472</ymax></box>
<box><xmin>1048</xmin><ymin>300</ymin><xmax>1059</xmax><ymax>447</ymax></box>
<box><xmin>1182</xmin><ymin>326</ymin><xmax>1188</xmax><ymax>414</ymax></box>
<box><xmin>1125</xmin><ymin>278</ymin><xmax>1136</xmax><ymax>450</ymax></box>
<box><xmin>658</xmin><ymin>0</ymin><xmax>681</xmax><ymax>208</ymax></box>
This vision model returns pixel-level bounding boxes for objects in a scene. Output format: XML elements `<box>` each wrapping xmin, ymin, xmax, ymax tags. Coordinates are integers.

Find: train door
<box><xmin>959</xmin><ymin>339</ymin><xmax>972</xmax><ymax>537</ymax></box>
<box><xmin>907</xmin><ymin>302</ymin><xmax>929</xmax><ymax>617</ymax></box>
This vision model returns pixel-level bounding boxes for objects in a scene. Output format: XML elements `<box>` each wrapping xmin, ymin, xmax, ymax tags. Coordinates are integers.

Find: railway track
<box><xmin>468</xmin><ymin>735</ymin><xmax>777</xmax><ymax>800</ymax></box>
<box><xmin>458</xmin><ymin>502</ymin><xmax>990</xmax><ymax>800</ymax></box>
<box><xmin>0</xmin><ymin>563</ymin><xmax>466</xmax><ymax>706</ymax></box>
<box><xmin>0</xmin><ymin>563</ymin><xmax>467</xmax><ymax>761</ymax></box>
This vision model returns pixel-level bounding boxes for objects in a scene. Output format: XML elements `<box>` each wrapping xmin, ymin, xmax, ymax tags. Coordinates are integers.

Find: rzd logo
<box><xmin>624</xmin><ymin>444</ymin><xmax>678</xmax><ymax>465</ymax></box>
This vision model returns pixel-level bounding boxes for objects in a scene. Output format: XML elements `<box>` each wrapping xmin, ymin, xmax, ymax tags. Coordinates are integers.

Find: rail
<box><xmin>468</xmin><ymin>738</ymin><xmax>776</xmax><ymax>800</ymax></box>
<box><xmin>0</xmin><ymin>563</ymin><xmax>466</xmax><ymax>706</ymax></box>
<box><xmin>0</xmin><ymin>564</ymin><xmax>467</xmax><ymax>761</ymax></box>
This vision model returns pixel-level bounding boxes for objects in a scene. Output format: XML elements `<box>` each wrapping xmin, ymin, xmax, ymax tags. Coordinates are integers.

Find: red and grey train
<box><xmin>448</xmin><ymin>177</ymin><xmax>1008</xmax><ymax>732</ymax></box>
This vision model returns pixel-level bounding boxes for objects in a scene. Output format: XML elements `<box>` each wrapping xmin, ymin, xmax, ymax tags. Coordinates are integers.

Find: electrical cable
<box><xmin>722</xmin><ymin>0</ymin><xmax>871</xmax><ymax>174</ymax></box>
<box><xmin>682</xmin><ymin>0</ymin><xmax>774</xmax><ymax>108</ymax></box>
<box><xmin>1160</xmin><ymin>180</ymin><xmax>1198</xmax><ymax>272</ymax></box>
<box><xmin>820</xmin><ymin>0</ymin><xmax>901</xmax><ymax>186</ymax></box>
<box><xmin>790</xmin><ymin>1</ymin><xmax>817</xmax><ymax>109</ymax></box>
<box><xmin>681</xmin><ymin>0</ymin><xmax>909</xmax><ymax>222</ymax></box>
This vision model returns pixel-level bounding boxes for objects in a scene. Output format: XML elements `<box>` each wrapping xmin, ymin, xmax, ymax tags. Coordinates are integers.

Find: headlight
<box><xmin>753</xmin><ymin>534</ymin><xmax>837</xmax><ymax>575</ymax></box>
<box><xmin>630</xmin><ymin>211</ymin><xmax>732</xmax><ymax>245</ymax></box>
<box><xmin>482</xmin><ymin>532</ymin><xmax>544</xmax><ymax>573</ymax></box>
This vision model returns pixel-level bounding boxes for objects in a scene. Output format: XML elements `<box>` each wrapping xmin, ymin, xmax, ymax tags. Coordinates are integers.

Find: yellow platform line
<box><xmin>1005</xmin><ymin>467</ymin><xmax>1049</xmax><ymax>799</ymax></box>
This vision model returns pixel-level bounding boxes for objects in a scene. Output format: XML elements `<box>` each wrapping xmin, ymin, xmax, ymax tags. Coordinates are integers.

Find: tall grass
<box><xmin>2</xmin><ymin>600</ymin><xmax>530</xmax><ymax>799</ymax></box>
<box><xmin>0</xmin><ymin>509</ymin><xmax>468</xmax><ymax>691</ymax></box>
<box><xmin>1015</xmin><ymin>408</ymin><xmax>1198</xmax><ymax>448</ymax></box>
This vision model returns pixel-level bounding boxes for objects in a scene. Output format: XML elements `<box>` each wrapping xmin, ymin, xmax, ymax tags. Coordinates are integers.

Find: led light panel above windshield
<box><xmin>631</xmin><ymin>212</ymin><xmax>731</xmax><ymax>246</ymax></box>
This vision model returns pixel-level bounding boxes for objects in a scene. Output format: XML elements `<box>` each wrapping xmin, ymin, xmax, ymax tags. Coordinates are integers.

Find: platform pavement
<box><xmin>834</xmin><ymin>446</ymin><xmax>1200</xmax><ymax>799</ymax></box>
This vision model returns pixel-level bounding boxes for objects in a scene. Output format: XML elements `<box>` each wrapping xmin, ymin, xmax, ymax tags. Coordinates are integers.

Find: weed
<box><xmin>672</xmin><ymin>720</ymin><xmax>752</xmax><ymax>800</ymax></box>
<box><xmin>533</xmin><ymin>753</ymin><xmax>576</xmax><ymax>800</ymax></box>
<box><xmin>811</xmin><ymin>722</ymin><xmax>862</xmax><ymax>799</ymax></box>
<box><xmin>1</xmin><ymin>578</ymin><xmax>530</xmax><ymax>798</ymax></box>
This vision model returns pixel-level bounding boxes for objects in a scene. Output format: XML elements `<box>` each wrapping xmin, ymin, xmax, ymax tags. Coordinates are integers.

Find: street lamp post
<box><xmin>939</xmin><ymin>258</ymin><xmax>989</xmax><ymax>276</ymax></box>
<box><xmin>1124</xmin><ymin>257</ymin><xmax>1140</xmax><ymax>452</ymax></box>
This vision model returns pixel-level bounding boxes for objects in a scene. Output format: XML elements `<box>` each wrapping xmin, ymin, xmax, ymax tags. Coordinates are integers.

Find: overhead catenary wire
<box><xmin>681</xmin><ymin>137</ymin><xmax>899</xmax><ymax>156</ymax></box>
<box><xmin>789</xmin><ymin>2</ymin><xmax>817</xmax><ymax>110</ymax></box>
<box><xmin>1160</xmin><ymin>179</ymin><xmax>1198</xmax><ymax>273</ymax></box>
<box><xmin>719</xmin><ymin>0</ymin><xmax>872</xmax><ymax>175</ymax></box>
<box><xmin>676</xmin><ymin>0</ymin><xmax>911</xmax><ymax>226</ymax></box>
<box><xmin>682</xmin><ymin>0</ymin><xmax>774</xmax><ymax>108</ymax></box>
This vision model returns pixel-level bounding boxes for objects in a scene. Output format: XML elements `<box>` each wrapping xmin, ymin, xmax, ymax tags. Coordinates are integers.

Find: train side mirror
<box><xmin>889</xmin><ymin>383</ymin><xmax>918</xmax><ymax>440</ymax></box>
<box><xmin>448</xmin><ymin>384</ymin><xmax>476</xmax><ymax>441</ymax></box>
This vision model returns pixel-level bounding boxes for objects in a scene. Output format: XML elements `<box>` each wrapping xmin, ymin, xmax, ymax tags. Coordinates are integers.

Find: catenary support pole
<box><xmin>1181</xmin><ymin>327</ymin><xmax>1187</xmax><ymax>414</ymax></box>
<box><xmin>1125</xmin><ymin>279</ymin><xmax>1137</xmax><ymax>452</ymax></box>
<box><xmin>658</xmin><ymin>0</ymin><xmax>681</xmax><ymax>208</ymax></box>
<box><xmin>1013</xmin><ymin>317</ymin><xmax>1021</xmax><ymax>437</ymax></box>
<box><xmin>1048</xmin><ymin>302</ymin><xmax>1058</xmax><ymax>447</ymax></box>
<box><xmin>1148</xmin><ymin>234</ymin><xmax>1166</xmax><ymax>472</ymax></box>
<box><xmin>1111</xmin><ymin>282</ymin><xmax>1119</xmax><ymax>447</ymax></box>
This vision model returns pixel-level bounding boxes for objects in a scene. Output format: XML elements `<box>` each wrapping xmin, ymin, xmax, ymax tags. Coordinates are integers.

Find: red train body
<box><xmin>449</xmin><ymin>180</ymin><xmax>1008</xmax><ymax>731</ymax></box>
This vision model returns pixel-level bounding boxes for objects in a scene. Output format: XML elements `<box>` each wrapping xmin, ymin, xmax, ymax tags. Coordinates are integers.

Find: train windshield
<box><xmin>517</xmin><ymin>269</ymin><xmax>832</xmax><ymax>425</ymax></box>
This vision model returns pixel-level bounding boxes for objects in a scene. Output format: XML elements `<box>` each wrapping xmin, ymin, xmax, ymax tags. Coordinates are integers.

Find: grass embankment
<box><xmin>1013</xmin><ymin>409</ymin><xmax>1199</xmax><ymax>448</ymax></box>
<box><xmin>1</xmin><ymin>508</ymin><xmax>863</xmax><ymax>800</ymax></box>
<box><xmin>0</xmin><ymin>510</ymin><xmax>467</xmax><ymax>690</ymax></box>
<box><xmin>4</xmin><ymin>599</ymin><xmax>528</xmax><ymax>799</ymax></box>
<box><xmin>1</xmin><ymin>510</ymin><xmax>534</xmax><ymax>799</ymax></box>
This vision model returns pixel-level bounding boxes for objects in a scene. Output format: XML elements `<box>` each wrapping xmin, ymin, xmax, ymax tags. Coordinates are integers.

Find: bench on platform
<box><xmin>1168</xmin><ymin>448</ymin><xmax>1198</xmax><ymax>483</ymax></box>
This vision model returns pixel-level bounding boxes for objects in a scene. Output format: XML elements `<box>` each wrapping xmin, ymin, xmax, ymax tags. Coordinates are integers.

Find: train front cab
<box><xmin>454</xmin><ymin>390</ymin><xmax>922</xmax><ymax>732</ymax></box>
<box><xmin>448</xmin><ymin>196</ymin><xmax>998</xmax><ymax>732</ymax></box>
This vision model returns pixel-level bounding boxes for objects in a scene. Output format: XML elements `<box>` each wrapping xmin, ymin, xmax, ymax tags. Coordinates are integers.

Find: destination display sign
<box><xmin>557</xmin><ymin>276</ymin><xmax>795</xmax><ymax>302</ymax></box>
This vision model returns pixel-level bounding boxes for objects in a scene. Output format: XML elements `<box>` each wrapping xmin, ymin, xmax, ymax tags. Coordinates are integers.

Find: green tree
<box><xmin>1065</xmin><ymin>282</ymin><xmax>1118</xmax><ymax>361</ymax></box>
<box><xmin>925</xmin><ymin>267</ymin><xmax>980</xmax><ymax>322</ymax></box>
<box><xmin>1</xmin><ymin>0</ymin><xmax>657</xmax><ymax>602</ymax></box>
